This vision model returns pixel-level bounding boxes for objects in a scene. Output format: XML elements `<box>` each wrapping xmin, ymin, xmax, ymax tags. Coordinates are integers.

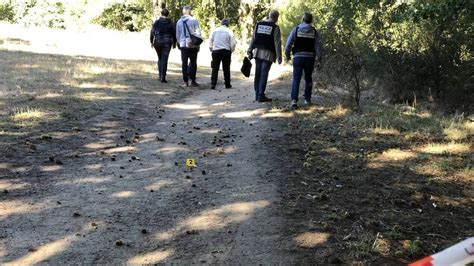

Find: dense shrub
<box><xmin>279</xmin><ymin>0</ymin><xmax>473</xmax><ymax>109</ymax></box>
<box><xmin>0</xmin><ymin>3</ymin><xmax>15</xmax><ymax>22</ymax></box>
<box><xmin>18</xmin><ymin>0</ymin><xmax>66</xmax><ymax>29</ymax></box>
<box><xmin>93</xmin><ymin>1</ymin><xmax>152</xmax><ymax>32</ymax></box>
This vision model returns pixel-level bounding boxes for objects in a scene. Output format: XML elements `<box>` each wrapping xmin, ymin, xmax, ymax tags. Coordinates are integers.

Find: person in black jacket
<box><xmin>150</xmin><ymin>8</ymin><xmax>176</xmax><ymax>83</ymax></box>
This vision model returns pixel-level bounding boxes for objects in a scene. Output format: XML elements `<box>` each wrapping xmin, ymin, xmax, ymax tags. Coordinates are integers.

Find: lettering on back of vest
<box><xmin>297</xmin><ymin>29</ymin><xmax>315</xmax><ymax>39</ymax></box>
<box><xmin>257</xmin><ymin>25</ymin><xmax>273</xmax><ymax>35</ymax></box>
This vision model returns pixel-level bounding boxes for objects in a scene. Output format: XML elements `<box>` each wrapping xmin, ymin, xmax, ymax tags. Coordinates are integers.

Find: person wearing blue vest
<box><xmin>285</xmin><ymin>12</ymin><xmax>322</xmax><ymax>108</ymax></box>
<box><xmin>247</xmin><ymin>10</ymin><xmax>283</xmax><ymax>102</ymax></box>
<box><xmin>176</xmin><ymin>6</ymin><xmax>202</xmax><ymax>87</ymax></box>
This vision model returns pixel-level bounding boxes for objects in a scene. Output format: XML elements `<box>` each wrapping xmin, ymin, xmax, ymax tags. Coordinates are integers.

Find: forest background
<box><xmin>0</xmin><ymin>0</ymin><xmax>472</xmax><ymax>109</ymax></box>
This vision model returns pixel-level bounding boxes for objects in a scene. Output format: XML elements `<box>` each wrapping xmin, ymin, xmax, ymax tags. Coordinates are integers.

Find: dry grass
<box><xmin>0</xmin><ymin>48</ymin><xmax>194</xmax><ymax>157</ymax></box>
<box><xmin>277</xmin><ymin>98</ymin><xmax>473</xmax><ymax>263</ymax></box>
<box><xmin>11</xmin><ymin>107</ymin><xmax>47</xmax><ymax>121</ymax></box>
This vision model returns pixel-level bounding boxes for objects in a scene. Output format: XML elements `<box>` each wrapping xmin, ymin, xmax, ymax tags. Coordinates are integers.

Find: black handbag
<box><xmin>241</xmin><ymin>57</ymin><xmax>252</xmax><ymax>77</ymax></box>
<box><xmin>183</xmin><ymin>20</ymin><xmax>203</xmax><ymax>46</ymax></box>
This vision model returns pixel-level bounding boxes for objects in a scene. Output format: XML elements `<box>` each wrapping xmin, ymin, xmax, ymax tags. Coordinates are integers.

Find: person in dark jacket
<box><xmin>285</xmin><ymin>12</ymin><xmax>322</xmax><ymax>108</ymax></box>
<box><xmin>247</xmin><ymin>10</ymin><xmax>282</xmax><ymax>102</ymax></box>
<box><xmin>150</xmin><ymin>8</ymin><xmax>176</xmax><ymax>83</ymax></box>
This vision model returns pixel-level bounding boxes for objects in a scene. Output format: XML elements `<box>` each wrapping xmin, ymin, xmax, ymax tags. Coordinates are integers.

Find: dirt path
<box><xmin>1</xmin><ymin>78</ymin><xmax>295</xmax><ymax>264</ymax></box>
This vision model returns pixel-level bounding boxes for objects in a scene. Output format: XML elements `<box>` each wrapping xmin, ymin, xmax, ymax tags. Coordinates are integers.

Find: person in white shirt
<box><xmin>209</xmin><ymin>18</ymin><xmax>237</xmax><ymax>90</ymax></box>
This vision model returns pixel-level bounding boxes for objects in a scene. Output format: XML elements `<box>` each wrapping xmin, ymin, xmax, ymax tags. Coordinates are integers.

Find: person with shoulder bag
<box><xmin>285</xmin><ymin>12</ymin><xmax>322</xmax><ymax>108</ymax></box>
<box><xmin>176</xmin><ymin>5</ymin><xmax>203</xmax><ymax>87</ymax></box>
<box><xmin>150</xmin><ymin>8</ymin><xmax>177</xmax><ymax>83</ymax></box>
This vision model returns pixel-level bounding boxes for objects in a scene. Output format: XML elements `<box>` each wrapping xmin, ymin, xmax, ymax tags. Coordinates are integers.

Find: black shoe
<box><xmin>225</xmin><ymin>84</ymin><xmax>232</xmax><ymax>89</ymax></box>
<box><xmin>161</xmin><ymin>79</ymin><xmax>168</xmax><ymax>83</ymax></box>
<box><xmin>210</xmin><ymin>85</ymin><xmax>216</xmax><ymax>90</ymax></box>
<box><xmin>191</xmin><ymin>81</ymin><xmax>200</xmax><ymax>87</ymax></box>
<box><xmin>257</xmin><ymin>96</ymin><xmax>272</xmax><ymax>102</ymax></box>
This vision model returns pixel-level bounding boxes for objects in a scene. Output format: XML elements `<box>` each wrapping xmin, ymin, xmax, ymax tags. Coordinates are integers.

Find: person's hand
<box><xmin>150</xmin><ymin>44</ymin><xmax>154</xmax><ymax>49</ymax></box>
<box><xmin>286</xmin><ymin>55</ymin><xmax>291</xmax><ymax>63</ymax></box>
<box><xmin>278</xmin><ymin>58</ymin><xmax>282</xmax><ymax>64</ymax></box>
<box><xmin>247</xmin><ymin>51</ymin><xmax>253</xmax><ymax>60</ymax></box>
<box><xmin>209</xmin><ymin>47</ymin><xmax>213</xmax><ymax>53</ymax></box>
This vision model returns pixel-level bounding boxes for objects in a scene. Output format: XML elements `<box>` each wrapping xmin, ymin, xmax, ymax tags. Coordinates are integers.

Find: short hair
<box><xmin>182</xmin><ymin>6</ymin><xmax>191</xmax><ymax>14</ymax></box>
<box><xmin>269</xmin><ymin>10</ymin><xmax>279</xmax><ymax>20</ymax></box>
<box><xmin>303</xmin><ymin>12</ymin><xmax>313</xmax><ymax>24</ymax></box>
<box><xmin>221</xmin><ymin>18</ymin><xmax>230</xmax><ymax>26</ymax></box>
<box><xmin>161</xmin><ymin>8</ymin><xmax>169</xmax><ymax>17</ymax></box>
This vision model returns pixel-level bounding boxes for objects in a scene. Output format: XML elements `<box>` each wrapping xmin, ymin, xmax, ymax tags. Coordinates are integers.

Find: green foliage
<box><xmin>92</xmin><ymin>2</ymin><xmax>152</xmax><ymax>32</ymax></box>
<box><xmin>17</xmin><ymin>0</ymin><xmax>66</xmax><ymax>29</ymax></box>
<box><xmin>0</xmin><ymin>2</ymin><xmax>15</xmax><ymax>22</ymax></box>
<box><xmin>279</xmin><ymin>0</ymin><xmax>473</xmax><ymax>108</ymax></box>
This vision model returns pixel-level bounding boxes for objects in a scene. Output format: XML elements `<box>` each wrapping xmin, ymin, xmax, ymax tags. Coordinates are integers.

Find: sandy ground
<box><xmin>0</xmin><ymin>23</ymin><xmax>301</xmax><ymax>264</ymax></box>
<box><xmin>0</xmin><ymin>69</ymin><xmax>297</xmax><ymax>263</ymax></box>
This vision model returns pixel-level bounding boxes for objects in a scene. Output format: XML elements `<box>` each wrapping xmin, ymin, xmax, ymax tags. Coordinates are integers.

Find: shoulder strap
<box><xmin>183</xmin><ymin>20</ymin><xmax>192</xmax><ymax>36</ymax></box>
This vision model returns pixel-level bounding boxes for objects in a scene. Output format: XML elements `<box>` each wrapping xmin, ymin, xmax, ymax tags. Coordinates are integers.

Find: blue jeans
<box><xmin>154</xmin><ymin>45</ymin><xmax>171</xmax><ymax>80</ymax></box>
<box><xmin>254</xmin><ymin>58</ymin><xmax>273</xmax><ymax>99</ymax></box>
<box><xmin>291</xmin><ymin>57</ymin><xmax>315</xmax><ymax>102</ymax></box>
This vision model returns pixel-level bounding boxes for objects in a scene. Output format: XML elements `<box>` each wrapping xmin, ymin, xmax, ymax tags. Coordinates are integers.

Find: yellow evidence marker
<box><xmin>186</xmin><ymin>158</ymin><xmax>196</xmax><ymax>170</ymax></box>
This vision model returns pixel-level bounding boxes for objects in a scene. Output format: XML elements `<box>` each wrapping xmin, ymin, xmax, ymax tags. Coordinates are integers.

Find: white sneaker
<box><xmin>291</xmin><ymin>100</ymin><xmax>297</xmax><ymax>108</ymax></box>
<box><xmin>304</xmin><ymin>100</ymin><xmax>311</xmax><ymax>106</ymax></box>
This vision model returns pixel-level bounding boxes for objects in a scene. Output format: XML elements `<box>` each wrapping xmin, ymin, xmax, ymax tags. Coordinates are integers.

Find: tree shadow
<box><xmin>263</xmin><ymin>87</ymin><xmax>473</xmax><ymax>263</ymax></box>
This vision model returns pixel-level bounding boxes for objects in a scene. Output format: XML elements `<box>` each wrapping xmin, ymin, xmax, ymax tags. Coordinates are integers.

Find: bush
<box><xmin>19</xmin><ymin>1</ymin><xmax>66</xmax><ymax>29</ymax></box>
<box><xmin>0</xmin><ymin>3</ymin><xmax>15</xmax><ymax>22</ymax></box>
<box><xmin>92</xmin><ymin>2</ymin><xmax>151</xmax><ymax>32</ymax></box>
<box><xmin>279</xmin><ymin>0</ymin><xmax>473</xmax><ymax>109</ymax></box>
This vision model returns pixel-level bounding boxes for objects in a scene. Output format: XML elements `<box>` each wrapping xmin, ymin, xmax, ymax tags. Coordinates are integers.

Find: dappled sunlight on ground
<box><xmin>378</xmin><ymin>149</ymin><xmax>417</xmax><ymax>161</ymax></box>
<box><xmin>83</xmin><ymin>140</ymin><xmax>115</xmax><ymax>150</ymax></box>
<box><xmin>221</xmin><ymin>108</ymin><xmax>266</xmax><ymax>118</ymax></box>
<box><xmin>4</xmin><ymin>224</ymin><xmax>93</xmax><ymax>265</ymax></box>
<box><xmin>369</xmin><ymin>128</ymin><xmax>400</xmax><ymax>135</ymax></box>
<box><xmin>127</xmin><ymin>249</ymin><xmax>174</xmax><ymax>265</ymax></box>
<box><xmin>79</xmin><ymin>92</ymin><xmax>121</xmax><ymax>101</ymax></box>
<box><xmin>144</xmin><ymin>180</ymin><xmax>175</xmax><ymax>191</ymax></box>
<box><xmin>111</xmin><ymin>191</ymin><xmax>136</xmax><ymax>198</ymax></box>
<box><xmin>158</xmin><ymin>146</ymin><xmax>189</xmax><ymax>155</ymax></box>
<box><xmin>0</xmin><ymin>200</ymin><xmax>49</xmax><ymax>220</ymax></box>
<box><xmin>0</xmin><ymin>163</ymin><xmax>11</xmax><ymax>170</ymax></box>
<box><xmin>416</xmin><ymin>142</ymin><xmax>471</xmax><ymax>155</ymax></box>
<box><xmin>326</xmin><ymin>105</ymin><xmax>349</xmax><ymax>117</ymax></box>
<box><xmin>39</xmin><ymin>165</ymin><xmax>63</xmax><ymax>172</ymax></box>
<box><xmin>261</xmin><ymin>112</ymin><xmax>294</xmax><ymax>118</ymax></box>
<box><xmin>11</xmin><ymin>107</ymin><xmax>49</xmax><ymax>121</ymax></box>
<box><xmin>102</xmin><ymin>146</ymin><xmax>136</xmax><ymax>154</ymax></box>
<box><xmin>57</xmin><ymin>176</ymin><xmax>113</xmax><ymax>185</ymax></box>
<box><xmin>293</xmin><ymin>232</ymin><xmax>329</xmax><ymax>248</ymax></box>
<box><xmin>163</xmin><ymin>103</ymin><xmax>204</xmax><ymax>110</ymax></box>
<box><xmin>0</xmin><ymin>181</ymin><xmax>29</xmax><ymax>191</ymax></box>
<box><xmin>4</xmin><ymin>237</ymin><xmax>74</xmax><ymax>265</ymax></box>
<box><xmin>155</xmin><ymin>201</ymin><xmax>269</xmax><ymax>241</ymax></box>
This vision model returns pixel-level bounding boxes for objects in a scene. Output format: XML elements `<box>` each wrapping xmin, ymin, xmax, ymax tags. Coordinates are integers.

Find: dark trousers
<box><xmin>180</xmin><ymin>48</ymin><xmax>199</xmax><ymax>83</ymax></box>
<box><xmin>254</xmin><ymin>58</ymin><xmax>273</xmax><ymax>99</ymax></box>
<box><xmin>154</xmin><ymin>45</ymin><xmax>171</xmax><ymax>81</ymax></box>
<box><xmin>291</xmin><ymin>57</ymin><xmax>315</xmax><ymax>102</ymax></box>
<box><xmin>211</xmin><ymin>49</ymin><xmax>232</xmax><ymax>87</ymax></box>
